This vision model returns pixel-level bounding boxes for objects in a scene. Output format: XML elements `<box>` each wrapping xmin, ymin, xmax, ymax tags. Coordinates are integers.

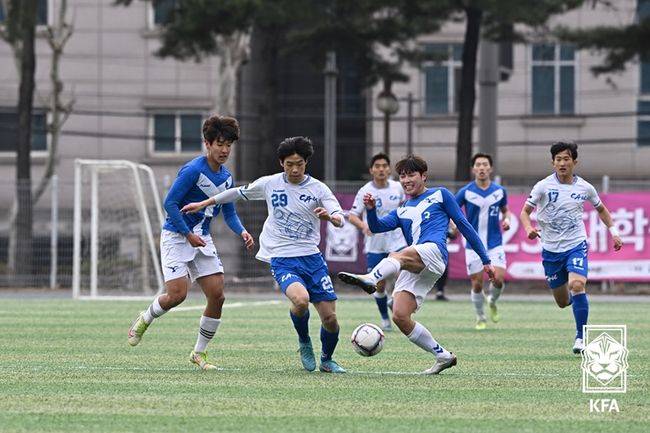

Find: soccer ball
<box><xmin>351</xmin><ymin>323</ymin><xmax>385</xmax><ymax>357</ymax></box>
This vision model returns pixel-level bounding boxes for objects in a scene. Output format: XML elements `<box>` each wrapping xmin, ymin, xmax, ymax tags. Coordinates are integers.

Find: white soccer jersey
<box><xmin>349</xmin><ymin>179</ymin><xmax>406</xmax><ymax>254</ymax></box>
<box><xmin>526</xmin><ymin>173</ymin><xmax>601</xmax><ymax>253</ymax></box>
<box><xmin>237</xmin><ymin>173</ymin><xmax>345</xmax><ymax>262</ymax></box>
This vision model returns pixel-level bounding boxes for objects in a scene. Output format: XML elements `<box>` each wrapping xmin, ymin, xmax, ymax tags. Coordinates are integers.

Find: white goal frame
<box><xmin>72</xmin><ymin>159</ymin><xmax>165</xmax><ymax>299</ymax></box>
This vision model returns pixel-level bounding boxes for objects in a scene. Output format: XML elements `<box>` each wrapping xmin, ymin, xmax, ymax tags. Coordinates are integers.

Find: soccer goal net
<box><xmin>72</xmin><ymin>159</ymin><xmax>165</xmax><ymax>299</ymax></box>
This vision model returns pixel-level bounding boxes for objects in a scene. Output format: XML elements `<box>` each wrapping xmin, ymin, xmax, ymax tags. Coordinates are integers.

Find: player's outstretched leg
<box><xmin>406</xmin><ymin>321</ymin><xmax>457</xmax><ymax>375</ymax></box>
<box><xmin>337</xmin><ymin>272</ymin><xmax>377</xmax><ymax>294</ymax></box>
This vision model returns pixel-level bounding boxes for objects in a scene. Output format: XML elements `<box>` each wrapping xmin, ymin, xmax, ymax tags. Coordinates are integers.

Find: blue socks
<box><xmin>290</xmin><ymin>309</ymin><xmax>310</xmax><ymax>343</ymax></box>
<box><xmin>320</xmin><ymin>326</ymin><xmax>339</xmax><ymax>362</ymax></box>
<box><xmin>571</xmin><ymin>292</ymin><xmax>589</xmax><ymax>339</ymax></box>
<box><xmin>374</xmin><ymin>292</ymin><xmax>389</xmax><ymax>320</ymax></box>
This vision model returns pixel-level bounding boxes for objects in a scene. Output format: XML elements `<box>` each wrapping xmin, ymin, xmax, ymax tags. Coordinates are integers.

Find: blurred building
<box><xmin>369</xmin><ymin>0</ymin><xmax>650</xmax><ymax>180</ymax></box>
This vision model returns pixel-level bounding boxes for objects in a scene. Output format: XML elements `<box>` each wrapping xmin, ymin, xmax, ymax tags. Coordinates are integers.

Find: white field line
<box><xmin>172</xmin><ymin>300</ymin><xmax>282</xmax><ymax>313</ymax></box>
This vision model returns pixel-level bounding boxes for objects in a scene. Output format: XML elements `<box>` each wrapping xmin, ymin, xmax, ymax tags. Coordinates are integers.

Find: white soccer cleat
<box><xmin>381</xmin><ymin>318</ymin><xmax>393</xmax><ymax>332</ymax></box>
<box><xmin>424</xmin><ymin>353</ymin><xmax>457</xmax><ymax>375</ymax></box>
<box><xmin>127</xmin><ymin>311</ymin><xmax>149</xmax><ymax>346</ymax></box>
<box><xmin>337</xmin><ymin>272</ymin><xmax>377</xmax><ymax>294</ymax></box>
<box><xmin>572</xmin><ymin>338</ymin><xmax>584</xmax><ymax>354</ymax></box>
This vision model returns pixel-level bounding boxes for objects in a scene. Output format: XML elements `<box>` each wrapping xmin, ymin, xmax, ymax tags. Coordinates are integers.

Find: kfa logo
<box><xmin>582</xmin><ymin>325</ymin><xmax>628</xmax><ymax>394</ymax></box>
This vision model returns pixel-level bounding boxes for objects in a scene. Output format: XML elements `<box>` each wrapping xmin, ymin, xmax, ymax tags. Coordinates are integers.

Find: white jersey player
<box><xmin>182</xmin><ymin>136</ymin><xmax>347</xmax><ymax>374</ymax></box>
<box><xmin>455</xmin><ymin>153</ymin><xmax>511</xmax><ymax>330</ymax></box>
<box><xmin>348</xmin><ymin>153</ymin><xmax>406</xmax><ymax>330</ymax></box>
<box><xmin>520</xmin><ymin>141</ymin><xmax>623</xmax><ymax>354</ymax></box>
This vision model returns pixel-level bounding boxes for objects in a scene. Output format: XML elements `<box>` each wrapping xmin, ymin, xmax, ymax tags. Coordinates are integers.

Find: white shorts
<box><xmin>465</xmin><ymin>245</ymin><xmax>506</xmax><ymax>275</ymax></box>
<box><xmin>392</xmin><ymin>243</ymin><xmax>446</xmax><ymax>311</ymax></box>
<box><xmin>160</xmin><ymin>229</ymin><xmax>223</xmax><ymax>282</ymax></box>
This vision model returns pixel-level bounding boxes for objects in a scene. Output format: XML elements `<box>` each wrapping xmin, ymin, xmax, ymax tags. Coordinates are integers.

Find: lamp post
<box><xmin>376</xmin><ymin>81</ymin><xmax>399</xmax><ymax>157</ymax></box>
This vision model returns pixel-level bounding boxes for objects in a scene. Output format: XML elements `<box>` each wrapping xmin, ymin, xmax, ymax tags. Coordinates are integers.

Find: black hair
<box><xmin>471</xmin><ymin>152</ymin><xmax>493</xmax><ymax>167</ymax></box>
<box><xmin>277</xmin><ymin>136</ymin><xmax>314</xmax><ymax>162</ymax></box>
<box><xmin>370</xmin><ymin>153</ymin><xmax>390</xmax><ymax>167</ymax></box>
<box><xmin>550</xmin><ymin>141</ymin><xmax>578</xmax><ymax>160</ymax></box>
<box><xmin>395</xmin><ymin>154</ymin><xmax>428</xmax><ymax>175</ymax></box>
<box><xmin>202</xmin><ymin>115</ymin><xmax>240</xmax><ymax>144</ymax></box>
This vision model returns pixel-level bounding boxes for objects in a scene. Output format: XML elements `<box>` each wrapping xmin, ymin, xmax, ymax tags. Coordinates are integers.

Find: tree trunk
<box><xmin>455</xmin><ymin>6</ymin><xmax>482</xmax><ymax>182</ymax></box>
<box><xmin>14</xmin><ymin>0</ymin><xmax>37</xmax><ymax>285</ymax></box>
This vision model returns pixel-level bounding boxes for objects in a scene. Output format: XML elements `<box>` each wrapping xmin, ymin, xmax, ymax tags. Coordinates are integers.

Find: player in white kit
<box><xmin>455</xmin><ymin>153</ymin><xmax>512</xmax><ymax>330</ymax></box>
<box><xmin>182</xmin><ymin>137</ymin><xmax>347</xmax><ymax>373</ymax></box>
<box><xmin>348</xmin><ymin>153</ymin><xmax>406</xmax><ymax>331</ymax></box>
<box><xmin>520</xmin><ymin>141</ymin><xmax>623</xmax><ymax>354</ymax></box>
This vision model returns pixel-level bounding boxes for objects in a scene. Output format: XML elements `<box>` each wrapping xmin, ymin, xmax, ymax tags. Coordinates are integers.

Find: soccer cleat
<box><xmin>435</xmin><ymin>292</ymin><xmax>449</xmax><ymax>301</ymax></box>
<box><xmin>320</xmin><ymin>359</ymin><xmax>347</xmax><ymax>374</ymax></box>
<box><xmin>475</xmin><ymin>319</ymin><xmax>487</xmax><ymax>330</ymax></box>
<box><xmin>424</xmin><ymin>353</ymin><xmax>457</xmax><ymax>375</ymax></box>
<box><xmin>572</xmin><ymin>338</ymin><xmax>584</xmax><ymax>354</ymax></box>
<box><xmin>189</xmin><ymin>351</ymin><xmax>218</xmax><ymax>370</ymax></box>
<box><xmin>381</xmin><ymin>318</ymin><xmax>393</xmax><ymax>332</ymax></box>
<box><xmin>127</xmin><ymin>311</ymin><xmax>149</xmax><ymax>346</ymax></box>
<box><xmin>337</xmin><ymin>272</ymin><xmax>377</xmax><ymax>294</ymax></box>
<box><xmin>298</xmin><ymin>339</ymin><xmax>316</xmax><ymax>371</ymax></box>
<box><xmin>487</xmin><ymin>296</ymin><xmax>500</xmax><ymax>323</ymax></box>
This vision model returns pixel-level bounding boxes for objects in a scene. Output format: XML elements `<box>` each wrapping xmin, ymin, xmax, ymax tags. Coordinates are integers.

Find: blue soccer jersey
<box><xmin>366</xmin><ymin>187</ymin><xmax>490</xmax><ymax>266</ymax></box>
<box><xmin>455</xmin><ymin>181</ymin><xmax>508</xmax><ymax>250</ymax></box>
<box><xmin>162</xmin><ymin>156</ymin><xmax>244</xmax><ymax>236</ymax></box>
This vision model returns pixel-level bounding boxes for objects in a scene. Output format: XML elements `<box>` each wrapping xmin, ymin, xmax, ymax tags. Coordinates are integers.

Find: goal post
<box><xmin>72</xmin><ymin>159</ymin><xmax>165</xmax><ymax>299</ymax></box>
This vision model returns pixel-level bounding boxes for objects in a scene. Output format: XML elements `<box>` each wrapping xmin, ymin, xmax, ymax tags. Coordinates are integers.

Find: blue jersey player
<box><xmin>456</xmin><ymin>153</ymin><xmax>512</xmax><ymax>330</ymax></box>
<box><xmin>338</xmin><ymin>155</ymin><xmax>495</xmax><ymax>375</ymax></box>
<box><xmin>182</xmin><ymin>136</ymin><xmax>347</xmax><ymax>374</ymax></box>
<box><xmin>520</xmin><ymin>141</ymin><xmax>623</xmax><ymax>354</ymax></box>
<box><xmin>127</xmin><ymin>115</ymin><xmax>254</xmax><ymax>370</ymax></box>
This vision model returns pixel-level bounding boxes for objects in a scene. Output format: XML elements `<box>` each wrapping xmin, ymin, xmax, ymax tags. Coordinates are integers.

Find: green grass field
<box><xmin>0</xmin><ymin>295</ymin><xmax>648</xmax><ymax>433</ymax></box>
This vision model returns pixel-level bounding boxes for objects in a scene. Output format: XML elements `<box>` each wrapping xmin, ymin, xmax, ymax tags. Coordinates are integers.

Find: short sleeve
<box><xmin>238</xmin><ymin>175</ymin><xmax>272</xmax><ymax>201</ymax></box>
<box><xmin>526</xmin><ymin>180</ymin><xmax>545</xmax><ymax>208</ymax></box>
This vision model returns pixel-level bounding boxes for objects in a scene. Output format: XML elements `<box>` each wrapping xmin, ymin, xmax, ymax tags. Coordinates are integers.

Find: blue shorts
<box><xmin>270</xmin><ymin>253</ymin><xmax>337</xmax><ymax>303</ymax></box>
<box><xmin>367</xmin><ymin>252</ymin><xmax>389</xmax><ymax>272</ymax></box>
<box><xmin>542</xmin><ymin>241</ymin><xmax>588</xmax><ymax>289</ymax></box>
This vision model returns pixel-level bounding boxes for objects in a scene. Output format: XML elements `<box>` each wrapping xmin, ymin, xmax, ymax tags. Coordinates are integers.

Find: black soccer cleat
<box><xmin>337</xmin><ymin>272</ymin><xmax>377</xmax><ymax>294</ymax></box>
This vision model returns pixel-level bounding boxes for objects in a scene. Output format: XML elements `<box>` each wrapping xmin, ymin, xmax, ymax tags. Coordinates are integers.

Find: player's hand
<box><xmin>362</xmin><ymin>192</ymin><xmax>376</xmax><ymax>209</ymax></box>
<box><xmin>241</xmin><ymin>230</ymin><xmax>255</xmax><ymax>250</ymax></box>
<box><xmin>501</xmin><ymin>218</ymin><xmax>511</xmax><ymax>231</ymax></box>
<box><xmin>612</xmin><ymin>235</ymin><xmax>623</xmax><ymax>251</ymax></box>
<box><xmin>525</xmin><ymin>226</ymin><xmax>540</xmax><ymax>239</ymax></box>
<box><xmin>314</xmin><ymin>207</ymin><xmax>332</xmax><ymax>222</ymax></box>
<box><xmin>363</xmin><ymin>226</ymin><xmax>373</xmax><ymax>236</ymax></box>
<box><xmin>181</xmin><ymin>201</ymin><xmax>206</xmax><ymax>214</ymax></box>
<box><xmin>186</xmin><ymin>232</ymin><xmax>206</xmax><ymax>248</ymax></box>
<box><xmin>483</xmin><ymin>264</ymin><xmax>496</xmax><ymax>282</ymax></box>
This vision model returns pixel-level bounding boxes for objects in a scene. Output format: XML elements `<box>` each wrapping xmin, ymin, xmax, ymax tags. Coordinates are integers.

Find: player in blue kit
<box><xmin>348</xmin><ymin>153</ymin><xmax>406</xmax><ymax>331</ymax></box>
<box><xmin>182</xmin><ymin>136</ymin><xmax>347</xmax><ymax>373</ymax></box>
<box><xmin>338</xmin><ymin>155</ymin><xmax>495</xmax><ymax>374</ymax></box>
<box><xmin>127</xmin><ymin>115</ymin><xmax>254</xmax><ymax>370</ymax></box>
<box><xmin>456</xmin><ymin>153</ymin><xmax>512</xmax><ymax>330</ymax></box>
<box><xmin>520</xmin><ymin>141</ymin><xmax>623</xmax><ymax>354</ymax></box>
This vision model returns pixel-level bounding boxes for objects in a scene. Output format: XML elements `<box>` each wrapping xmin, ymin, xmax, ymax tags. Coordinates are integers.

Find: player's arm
<box><xmin>221</xmin><ymin>202</ymin><xmax>255</xmax><ymax>250</ymax></box>
<box><xmin>443</xmin><ymin>190</ymin><xmax>494</xmax><ymax>280</ymax></box>
<box><xmin>500</xmin><ymin>205</ymin><xmax>512</xmax><ymax>231</ymax></box>
<box><xmin>348</xmin><ymin>213</ymin><xmax>371</xmax><ymax>236</ymax></box>
<box><xmin>316</xmin><ymin>183</ymin><xmax>345</xmax><ymax>228</ymax></box>
<box><xmin>164</xmin><ymin>166</ymin><xmax>205</xmax><ymax>247</ymax></box>
<box><xmin>366</xmin><ymin>207</ymin><xmax>399</xmax><ymax>233</ymax></box>
<box><xmin>520</xmin><ymin>204</ymin><xmax>539</xmax><ymax>239</ymax></box>
<box><xmin>595</xmin><ymin>203</ymin><xmax>623</xmax><ymax>251</ymax></box>
<box><xmin>181</xmin><ymin>188</ymin><xmax>242</xmax><ymax>214</ymax></box>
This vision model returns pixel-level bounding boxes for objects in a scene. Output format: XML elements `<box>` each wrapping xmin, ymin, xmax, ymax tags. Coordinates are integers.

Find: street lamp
<box><xmin>376</xmin><ymin>81</ymin><xmax>399</xmax><ymax>157</ymax></box>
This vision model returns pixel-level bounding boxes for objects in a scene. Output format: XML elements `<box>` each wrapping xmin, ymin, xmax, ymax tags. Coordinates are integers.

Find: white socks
<box><xmin>143</xmin><ymin>295</ymin><xmax>167</xmax><ymax>325</ymax></box>
<box><xmin>489</xmin><ymin>282</ymin><xmax>503</xmax><ymax>304</ymax></box>
<box><xmin>471</xmin><ymin>291</ymin><xmax>485</xmax><ymax>319</ymax></box>
<box><xmin>407</xmin><ymin>322</ymin><xmax>452</xmax><ymax>360</ymax></box>
<box><xmin>194</xmin><ymin>316</ymin><xmax>221</xmax><ymax>353</ymax></box>
<box><xmin>368</xmin><ymin>257</ymin><xmax>401</xmax><ymax>283</ymax></box>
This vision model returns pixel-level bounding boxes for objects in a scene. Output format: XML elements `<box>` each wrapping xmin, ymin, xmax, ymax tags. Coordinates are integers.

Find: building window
<box><xmin>150</xmin><ymin>112</ymin><xmax>203</xmax><ymax>154</ymax></box>
<box><xmin>531</xmin><ymin>43</ymin><xmax>575</xmax><ymax>115</ymax></box>
<box><xmin>0</xmin><ymin>110</ymin><xmax>47</xmax><ymax>153</ymax></box>
<box><xmin>422</xmin><ymin>43</ymin><xmax>463</xmax><ymax>115</ymax></box>
<box><xmin>0</xmin><ymin>0</ymin><xmax>48</xmax><ymax>25</ymax></box>
<box><xmin>638</xmin><ymin>100</ymin><xmax>650</xmax><ymax>147</ymax></box>
<box><xmin>149</xmin><ymin>0</ymin><xmax>176</xmax><ymax>27</ymax></box>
